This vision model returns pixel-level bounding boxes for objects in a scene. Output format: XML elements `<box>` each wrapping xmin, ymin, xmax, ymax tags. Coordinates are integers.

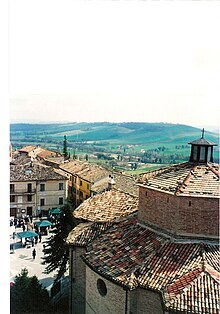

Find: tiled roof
<box><xmin>59</xmin><ymin>160</ymin><xmax>88</xmax><ymax>174</ymax></box>
<box><xmin>11</xmin><ymin>153</ymin><xmax>32</xmax><ymax>165</ymax></box>
<box><xmin>163</xmin><ymin>268</ymin><xmax>219</xmax><ymax>313</ymax></box>
<box><xmin>73</xmin><ymin>190</ymin><xmax>138</xmax><ymax>222</ymax></box>
<box><xmin>138</xmin><ymin>162</ymin><xmax>219</xmax><ymax>197</ymax></box>
<box><xmin>81</xmin><ymin>216</ymin><xmax>219</xmax><ymax>313</ymax></box>
<box><xmin>66</xmin><ymin>222</ymin><xmax>114</xmax><ymax>247</ymax></box>
<box><xmin>10</xmin><ymin>162</ymin><xmax>68</xmax><ymax>182</ymax></box>
<box><xmin>18</xmin><ymin>145</ymin><xmax>61</xmax><ymax>158</ymax></box>
<box><xmin>112</xmin><ymin>172</ymin><xmax>139</xmax><ymax>197</ymax></box>
<box><xmin>18</xmin><ymin>145</ymin><xmax>36</xmax><ymax>153</ymax></box>
<box><xmin>78</xmin><ymin>164</ymin><xmax>109</xmax><ymax>183</ymax></box>
<box><xmin>59</xmin><ymin>160</ymin><xmax>109</xmax><ymax>183</ymax></box>
<box><xmin>36</xmin><ymin>148</ymin><xmax>61</xmax><ymax>159</ymax></box>
<box><xmin>189</xmin><ymin>137</ymin><xmax>217</xmax><ymax>146</ymax></box>
<box><xmin>91</xmin><ymin>172</ymin><xmax>139</xmax><ymax>196</ymax></box>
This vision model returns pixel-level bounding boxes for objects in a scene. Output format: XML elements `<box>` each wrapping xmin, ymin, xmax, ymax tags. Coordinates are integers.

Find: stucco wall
<box><xmin>85</xmin><ymin>266</ymin><xmax>126</xmax><ymax>314</ymax></box>
<box><xmin>139</xmin><ymin>186</ymin><xmax>219</xmax><ymax>238</ymax></box>
<box><xmin>136</xmin><ymin>288</ymin><xmax>163</xmax><ymax>314</ymax></box>
<box><xmin>69</xmin><ymin>247</ymin><xmax>86</xmax><ymax>314</ymax></box>
<box><xmin>37</xmin><ymin>179</ymin><xmax>68</xmax><ymax>211</ymax></box>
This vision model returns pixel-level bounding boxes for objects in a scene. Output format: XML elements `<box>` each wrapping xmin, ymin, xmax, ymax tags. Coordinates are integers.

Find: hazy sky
<box><xmin>9</xmin><ymin>0</ymin><xmax>220</xmax><ymax>128</ymax></box>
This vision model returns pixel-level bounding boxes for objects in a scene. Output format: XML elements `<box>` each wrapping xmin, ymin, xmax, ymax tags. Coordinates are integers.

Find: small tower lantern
<box><xmin>188</xmin><ymin>128</ymin><xmax>217</xmax><ymax>164</ymax></box>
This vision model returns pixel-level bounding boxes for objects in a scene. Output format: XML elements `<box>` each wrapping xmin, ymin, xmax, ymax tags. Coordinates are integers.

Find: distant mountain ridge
<box><xmin>10</xmin><ymin>122</ymin><xmax>219</xmax><ymax>146</ymax></box>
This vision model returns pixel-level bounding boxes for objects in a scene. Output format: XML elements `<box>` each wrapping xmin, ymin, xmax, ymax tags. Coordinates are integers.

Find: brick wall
<box><xmin>139</xmin><ymin>186</ymin><xmax>219</xmax><ymax>238</ymax></box>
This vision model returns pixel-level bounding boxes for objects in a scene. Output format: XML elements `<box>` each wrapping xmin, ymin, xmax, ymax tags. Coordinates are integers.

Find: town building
<box><xmin>17</xmin><ymin>145</ymin><xmax>62</xmax><ymax>159</ymax></box>
<box><xmin>10</xmin><ymin>156</ymin><xmax>68</xmax><ymax>217</ymax></box>
<box><xmin>67</xmin><ymin>131</ymin><xmax>219</xmax><ymax>314</ymax></box>
<box><xmin>59</xmin><ymin>160</ymin><xmax>110</xmax><ymax>207</ymax></box>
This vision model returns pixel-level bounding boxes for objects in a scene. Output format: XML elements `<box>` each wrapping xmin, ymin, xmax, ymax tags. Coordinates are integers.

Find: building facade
<box><xmin>10</xmin><ymin>157</ymin><xmax>68</xmax><ymax>217</ymax></box>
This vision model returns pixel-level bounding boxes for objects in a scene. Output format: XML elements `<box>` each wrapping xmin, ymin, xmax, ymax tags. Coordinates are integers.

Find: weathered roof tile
<box><xmin>74</xmin><ymin>190</ymin><xmax>138</xmax><ymax>222</ymax></box>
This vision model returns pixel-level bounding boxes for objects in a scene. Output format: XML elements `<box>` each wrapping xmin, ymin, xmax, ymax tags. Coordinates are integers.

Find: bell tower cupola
<box><xmin>188</xmin><ymin>128</ymin><xmax>217</xmax><ymax>164</ymax></box>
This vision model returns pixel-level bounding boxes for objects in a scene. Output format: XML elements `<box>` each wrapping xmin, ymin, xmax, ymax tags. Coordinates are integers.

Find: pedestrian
<box><xmin>39</xmin><ymin>233</ymin><xmax>42</xmax><ymax>243</ymax></box>
<box><xmin>32</xmin><ymin>248</ymin><xmax>36</xmax><ymax>260</ymax></box>
<box><xmin>31</xmin><ymin>238</ymin><xmax>34</xmax><ymax>247</ymax></box>
<box><xmin>35</xmin><ymin>236</ymin><xmax>38</xmax><ymax>245</ymax></box>
<box><xmin>22</xmin><ymin>223</ymin><xmax>25</xmax><ymax>232</ymax></box>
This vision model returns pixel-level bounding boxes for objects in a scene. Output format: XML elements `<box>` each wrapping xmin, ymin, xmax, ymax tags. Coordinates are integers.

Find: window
<box><xmin>200</xmin><ymin>146</ymin><xmax>206</xmax><ymax>162</ymax></box>
<box><xmin>27</xmin><ymin>207</ymin><xmax>32</xmax><ymax>216</ymax></box>
<box><xmin>27</xmin><ymin>195</ymin><xmax>32</xmax><ymax>202</ymax></box>
<box><xmin>97</xmin><ymin>279</ymin><xmax>107</xmax><ymax>296</ymax></box>
<box><xmin>87</xmin><ymin>184</ymin><xmax>89</xmax><ymax>190</ymax></box>
<box><xmin>10</xmin><ymin>195</ymin><xmax>15</xmax><ymax>202</ymax></box>
<box><xmin>79</xmin><ymin>191</ymin><xmax>83</xmax><ymax>198</ymax></box>
<box><xmin>193</xmin><ymin>146</ymin><xmax>198</xmax><ymax>161</ymax></box>
<box><xmin>59</xmin><ymin>197</ymin><xmax>64</xmax><ymax>205</ymax></box>
<box><xmin>189</xmin><ymin>201</ymin><xmax>192</xmax><ymax>207</ymax></box>
<box><xmin>40</xmin><ymin>198</ymin><xmax>45</xmax><ymax>206</ymax></box>
<box><xmin>80</xmin><ymin>180</ymin><xmax>82</xmax><ymax>186</ymax></box>
<box><xmin>40</xmin><ymin>183</ymin><xmax>45</xmax><ymax>192</ymax></box>
<box><xmin>59</xmin><ymin>183</ymin><xmax>64</xmax><ymax>190</ymax></box>
<box><xmin>10</xmin><ymin>184</ymin><xmax>15</xmax><ymax>193</ymax></box>
<box><xmin>27</xmin><ymin>183</ymin><xmax>32</xmax><ymax>193</ymax></box>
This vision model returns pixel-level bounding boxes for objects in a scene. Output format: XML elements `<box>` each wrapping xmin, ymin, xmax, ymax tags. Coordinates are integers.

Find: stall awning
<box><xmin>34</xmin><ymin>220</ymin><xmax>52</xmax><ymax>227</ymax></box>
<box><xmin>16</xmin><ymin>231</ymin><xmax>38</xmax><ymax>239</ymax></box>
<box><xmin>49</xmin><ymin>208</ymin><xmax>62</xmax><ymax>215</ymax></box>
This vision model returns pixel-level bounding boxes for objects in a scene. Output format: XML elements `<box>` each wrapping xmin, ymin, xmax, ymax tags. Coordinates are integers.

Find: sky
<box><xmin>7</xmin><ymin>0</ymin><xmax>220</xmax><ymax>129</ymax></box>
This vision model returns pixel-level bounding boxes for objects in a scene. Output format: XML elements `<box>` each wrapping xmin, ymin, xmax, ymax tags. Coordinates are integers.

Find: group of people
<box><xmin>10</xmin><ymin>215</ymin><xmax>33</xmax><ymax>229</ymax></box>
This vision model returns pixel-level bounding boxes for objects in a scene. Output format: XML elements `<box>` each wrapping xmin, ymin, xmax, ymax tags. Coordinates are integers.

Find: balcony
<box><xmin>10</xmin><ymin>189</ymin><xmax>36</xmax><ymax>195</ymax></box>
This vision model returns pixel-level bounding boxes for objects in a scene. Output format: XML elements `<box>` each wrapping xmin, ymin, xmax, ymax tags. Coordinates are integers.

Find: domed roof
<box><xmin>138</xmin><ymin>162</ymin><xmax>219</xmax><ymax>197</ymax></box>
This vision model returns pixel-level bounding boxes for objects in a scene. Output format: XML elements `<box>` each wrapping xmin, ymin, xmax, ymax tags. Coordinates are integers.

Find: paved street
<box><xmin>10</xmin><ymin>225</ymin><xmax>57</xmax><ymax>290</ymax></box>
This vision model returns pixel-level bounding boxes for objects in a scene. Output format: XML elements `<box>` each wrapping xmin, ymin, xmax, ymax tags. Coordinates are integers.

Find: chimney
<box><xmin>108</xmin><ymin>175</ymin><xmax>116</xmax><ymax>190</ymax></box>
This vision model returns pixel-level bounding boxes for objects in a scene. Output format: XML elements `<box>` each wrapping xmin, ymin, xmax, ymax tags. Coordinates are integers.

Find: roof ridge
<box><xmin>176</xmin><ymin>164</ymin><xmax>197</xmax><ymax>194</ymax></box>
<box><xmin>203</xmin><ymin>262</ymin><xmax>220</xmax><ymax>283</ymax></box>
<box><xmin>208</xmin><ymin>163</ymin><xmax>220</xmax><ymax>178</ymax></box>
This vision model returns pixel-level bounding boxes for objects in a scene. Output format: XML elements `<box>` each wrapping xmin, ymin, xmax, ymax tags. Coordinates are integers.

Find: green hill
<box><xmin>10</xmin><ymin>122</ymin><xmax>219</xmax><ymax>146</ymax></box>
<box><xmin>10</xmin><ymin>122</ymin><xmax>219</xmax><ymax>166</ymax></box>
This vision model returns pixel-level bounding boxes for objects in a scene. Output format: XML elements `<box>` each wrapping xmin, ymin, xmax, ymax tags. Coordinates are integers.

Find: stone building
<box><xmin>59</xmin><ymin>159</ymin><xmax>138</xmax><ymax>207</ymax></box>
<box><xmin>10</xmin><ymin>155</ymin><xmax>68</xmax><ymax>217</ymax></box>
<box><xmin>67</xmin><ymin>132</ymin><xmax>219</xmax><ymax>314</ymax></box>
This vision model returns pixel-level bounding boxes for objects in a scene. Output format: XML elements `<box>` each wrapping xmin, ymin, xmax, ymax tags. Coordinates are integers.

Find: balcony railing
<box><xmin>10</xmin><ymin>189</ymin><xmax>36</xmax><ymax>195</ymax></box>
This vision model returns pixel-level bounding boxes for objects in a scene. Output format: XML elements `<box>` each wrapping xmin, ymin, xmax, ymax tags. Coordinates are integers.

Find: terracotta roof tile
<box><xmin>163</xmin><ymin>270</ymin><xmax>220</xmax><ymax>313</ymax></box>
<box><xmin>60</xmin><ymin>160</ymin><xmax>109</xmax><ymax>184</ymax></box>
<box><xmin>138</xmin><ymin>162</ymin><xmax>219</xmax><ymax>197</ymax></box>
<box><xmin>10</xmin><ymin>162</ymin><xmax>67</xmax><ymax>182</ymax></box>
<box><xmin>74</xmin><ymin>190</ymin><xmax>138</xmax><ymax>222</ymax></box>
<box><xmin>81</xmin><ymin>216</ymin><xmax>219</xmax><ymax>313</ymax></box>
<box><xmin>66</xmin><ymin>222</ymin><xmax>114</xmax><ymax>247</ymax></box>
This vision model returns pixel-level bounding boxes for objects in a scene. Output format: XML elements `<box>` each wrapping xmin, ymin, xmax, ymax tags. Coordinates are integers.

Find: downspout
<box><xmin>69</xmin><ymin>247</ymin><xmax>73</xmax><ymax>314</ymax></box>
<box><xmin>124</xmin><ymin>288</ymin><xmax>128</xmax><ymax>314</ymax></box>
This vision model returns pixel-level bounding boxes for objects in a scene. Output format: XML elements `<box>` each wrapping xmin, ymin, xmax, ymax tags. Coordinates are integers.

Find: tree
<box><xmin>63</xmin><ymin>135</ymin><xmax>68</xmax><ymax>159</ymax></box>
<box><xmin>41</xmin><ymin>201</ymin><xmax>79</xmax><ymax>282</ymax></box>
<box><xmin>10</xmin><ymin>268</ymin><xmax>51</xmax><ymax>313</ymax></box>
